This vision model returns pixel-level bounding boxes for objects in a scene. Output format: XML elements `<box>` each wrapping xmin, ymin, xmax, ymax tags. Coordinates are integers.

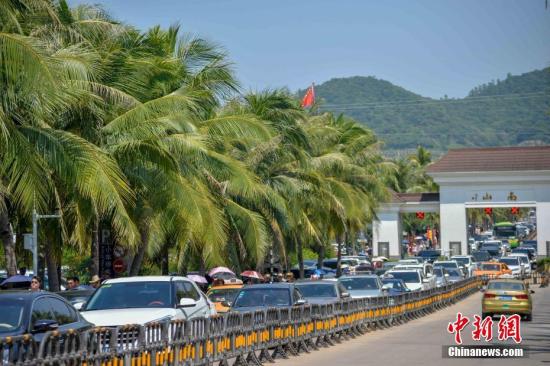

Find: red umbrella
<box><xmin>240</xmin><ymin>270</ymin><xmax>263</xmax><ymax>280</ymax></box>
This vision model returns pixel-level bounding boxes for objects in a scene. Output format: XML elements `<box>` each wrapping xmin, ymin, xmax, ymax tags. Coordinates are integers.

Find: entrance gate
<box><xmin>373</xmin><ymin>147</ymin><xmax>550</xmax><ymax>259</ymax></box>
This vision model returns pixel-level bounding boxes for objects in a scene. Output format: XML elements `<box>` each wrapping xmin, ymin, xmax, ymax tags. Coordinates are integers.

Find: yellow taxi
<box><xmin>206</xmin><ymin>284</ymin><xmax>243</xmax><ymax>313</ymax></box>
<box><xmin>473</xmin><ymin>262</ymin><xmax>512</xmax><ymax>283</ymax></box>
<box><xmin>482</xmin><ymin>279</ymin><xmax>534</xmax><ymax>320</ymax></box>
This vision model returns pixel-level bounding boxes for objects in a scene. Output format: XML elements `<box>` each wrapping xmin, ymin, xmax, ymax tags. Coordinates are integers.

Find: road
<box><xmin>277</xmin><ymin>283</ymin><xmax>550</xmax><ymax>366</ymax></box>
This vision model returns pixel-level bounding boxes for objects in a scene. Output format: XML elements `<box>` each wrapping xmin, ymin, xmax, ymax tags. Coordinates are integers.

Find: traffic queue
<box><xmin>0</xmin><ymin>245</ymin><xmax>536</xmax><ymax>342</ymax></box>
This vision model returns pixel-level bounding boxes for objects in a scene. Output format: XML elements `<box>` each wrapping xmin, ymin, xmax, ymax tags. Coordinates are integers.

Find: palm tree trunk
<box><xmin>45</xmin><ymin>241</ymin><xmax>60</xmax><ymax>291</ymax></box>
<box><xmin>90</xmin><ymin>219</ymin><xmax>100</xmax><ymax>276</ymax></box>
<box><xmin>0</xmin><ymin>211</ymin><xmax>17</xmax><ymax>276</ymax></box>
<box><xmin>295</xmin><ymin>234</ymin><xmax>304</xmax><ymax>279</ymax></box>
<box><xmin>315</xmin><ymin>235</ymin><xmax>325</xmax><ymax>269</ymax></box>
<box><xmin>160</xmin><ymin>243</ymin><xmax>169</xmax><ymax>275</ymax></box>
<box><xmin>129</xmin><ymin>226</ymin><xmax>148</xmax><ymax>276</ymax></box>
<box><xmin>336</xmin><ymin>234</ymin><xmax>343</xmax><ymax>277</ymax></box>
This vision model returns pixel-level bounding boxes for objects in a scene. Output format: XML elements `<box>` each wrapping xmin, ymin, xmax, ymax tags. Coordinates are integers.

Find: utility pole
<box><xmin>32</xmin><ymin>209</ymin><xmax>61</xmax><ymax>275</ymax></box>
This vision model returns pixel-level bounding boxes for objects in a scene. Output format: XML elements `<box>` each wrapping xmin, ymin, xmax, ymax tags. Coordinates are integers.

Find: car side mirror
<box><xmin>341</xmin><ymin>292</ymin><xmax>350</xmax><ymax>298</ymax></box>
<box><xmin>422</xmin><ymin>278</ymin><xmax>430</xmax><ymax>283</ymax></box>
<box><xmin>294</xmin><ymin>299</ymin><xmax>306</xmax><ymax>306</ymax></box>
<box><xmin>178</xmin><ymin>298</ymin><xmax>197</xmax><ymax>308</ymax></box>
<box><xmin>221</xmin><ymin>301</ymin><xmax>232</xmax><ymax>308</ymax></box>
<box><xmin>381</xmin><ymin>284</ymin><xmax>392</xmax><ymax>291</ymax></box>
<box><xmin>73</xmin><ymin>302</ymin><xmax>85</xmax><ymax>311</ymax></box>
<box><xmin>32</xmin><ymin>319</ymin><xmax>59</xmax><ymax>333</ymax></box>
<box><xmin>444</xmin><ymin>273</ymin><xmax>449</xmax><ymax>277</ymax></box>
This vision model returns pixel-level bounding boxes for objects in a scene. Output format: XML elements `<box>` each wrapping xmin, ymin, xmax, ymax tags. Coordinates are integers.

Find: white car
<box><xmin>498</xmin><ymin>257</ymin><xmax>523</xmax><ymax>278</ymax></box>
<box><xmin>397</xmin><ymin>258</ymin><xmax>423</xmax><ymax>265</ymax></box>
<box><xmin>508</xmin><ymin>254</ymin><xmax>532</xmax><ymax>276</ymax></box>
<box><xmin>386</xmin><ymin>269</ymin><xmax>435</xmax><ymax>291</ymax></box>
<box><xmin>80</xmin><ymin>276</ymin><xmax>215</xmax><ymax>327</ymax></box>
<box><xmin>450</xmin><ymin>255</ymin><xmax>475</xmax><ymax>277</ymax></box>
<box><xmin>394</xmin><ymin>263</ymin><xmax>434</xmax><ymax>279</ymax></box>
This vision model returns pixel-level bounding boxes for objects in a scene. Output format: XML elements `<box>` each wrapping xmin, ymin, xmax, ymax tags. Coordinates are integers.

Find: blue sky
<box><xmin>68</xmin><ymin>0</ymin><xmax>550</xmax><ymax>98</ymax></box>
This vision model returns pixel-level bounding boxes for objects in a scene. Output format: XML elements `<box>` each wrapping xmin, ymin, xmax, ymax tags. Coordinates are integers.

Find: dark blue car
<box><xmin>230</xmin><ymin>283</ymin><xmax>306</xmax><ymax>312</ymax></box>
<box><xmin>0</xmin><ymin>291</ymin><xmax>92</xmax><ymax>340</ymax></box>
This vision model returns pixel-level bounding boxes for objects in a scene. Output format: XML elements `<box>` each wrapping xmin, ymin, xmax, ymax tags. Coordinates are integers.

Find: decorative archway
<box><xmin>373</xmin><ymin>146</ymin><xmax>550</xmax><ymax>259</ymax></box>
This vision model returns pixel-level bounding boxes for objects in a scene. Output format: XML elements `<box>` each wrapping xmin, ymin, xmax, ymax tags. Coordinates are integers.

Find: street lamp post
<box><xmin>32</xmin><ymin>209</ymin><xmax>61</xmax><ymax>276</ymax></box>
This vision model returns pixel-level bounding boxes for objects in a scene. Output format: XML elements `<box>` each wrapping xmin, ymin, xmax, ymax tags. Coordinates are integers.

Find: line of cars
<box><xmin>1</xmin><ymin>243</ymin><xmax>537</xmax><ymax>344</ymax></box>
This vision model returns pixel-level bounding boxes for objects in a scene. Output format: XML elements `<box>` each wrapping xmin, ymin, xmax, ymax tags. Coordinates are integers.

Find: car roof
<box><xmin>295</xmin><ymin>279</ymin><xmax>338</xmax><ymax>284</ymax></box>
<box><xmin>387</xmin><ymin>269</ymin><xmax>421</xmax><ymax>273</ymax></box>
<box><xmin>487</xmin><ymin>278</ymin><xmax>524</xmax><ymax>283</ymax></box>
<box><xmin>208</xmin><ymin>284</ymin><xmax>242</xmax><ymax>290</ymax></box>
<box><xmin>103</xmin><ymin>275</ymin><xmax>190</xmax><ymax>284</ymax></box>
<box><xmin>433</xmin><ymin>260</ymin><xmax>456</xmax><ymax>263</ymax></box>
<box><xmin>240</xmin><ymin>283</ymin><xmax>295</xmax><ymax>289</ymax></box>
<box><xmin>0</xmin><ymin>290</ymin><xmax>64</xmax><ymax>300</ymax></box>
<box><xmin>339</xmin><ymin>274</ymin><xmax>379</xmax><ymax>278</ymax></box>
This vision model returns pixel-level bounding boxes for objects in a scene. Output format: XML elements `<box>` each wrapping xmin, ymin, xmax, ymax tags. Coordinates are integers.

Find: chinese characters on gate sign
<box><xmin>447</xmin><ymin>313</ymin><xmax>522</xmax><ymax>344</ymax></box>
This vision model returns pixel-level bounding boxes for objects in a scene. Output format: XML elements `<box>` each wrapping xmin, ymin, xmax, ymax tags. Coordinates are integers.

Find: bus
<box><xmin>492</xmin><ymin>222</ymin><xmax>519</xmax><ymax>249</ymax></box>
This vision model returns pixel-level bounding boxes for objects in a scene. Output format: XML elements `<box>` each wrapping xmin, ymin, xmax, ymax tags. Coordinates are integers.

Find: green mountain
<box><xmin>304</xmin><ymin>69</ymin><xmax>550</xmax><ymax>155</ymax></box>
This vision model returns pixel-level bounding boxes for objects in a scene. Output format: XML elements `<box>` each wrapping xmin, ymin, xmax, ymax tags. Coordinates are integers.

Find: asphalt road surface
<box><xmin>277</xmin><ymin>284</ymin><xmax>550</xmax><ymax>366</ymax></box>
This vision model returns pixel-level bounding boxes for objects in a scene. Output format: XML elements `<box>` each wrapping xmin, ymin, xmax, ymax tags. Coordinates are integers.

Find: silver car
<box><xmin>338</xmin><ymin>275</ymin><xmax>383</xmax><ymax>298</ymax></box>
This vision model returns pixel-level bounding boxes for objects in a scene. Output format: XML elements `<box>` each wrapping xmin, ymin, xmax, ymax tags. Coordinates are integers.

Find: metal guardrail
<box><xmin>1</xmin><ymin>277</ymin><xmax>481</xmax><ymax>366</ymax></box>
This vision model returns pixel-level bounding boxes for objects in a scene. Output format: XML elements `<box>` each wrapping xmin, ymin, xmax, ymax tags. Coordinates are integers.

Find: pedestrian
<box><xmin>285</xmin><ymin>272</ymin><xmax>294</xmax><ymax>283</ymax></box>
<box><xmin>19</xmin><ymin>267</ymin><xmax>27</xmax><ymax>276</ymax></box>
<box><xmin>263</xmin><ymin>273</ymin><xmax>271</xmax><ymax>283</ymax></box>
<box><xmin>67</xmin><ymin>276</ymin><xmax>80</xmax><ymax>290</ymax></box>
<box><xmin>29</xmin><ymin>276</ymin><xmax>41</xmax><ymax>292</ymax></box>
<box><xmin>89</xmin><ymin>275</ymin><xmax>101</xmax><ymax>289</ymax></box>
<box><xmin>276</xmin><ymin>273</ymin><xmax>285</xmax><ymax>282</ymax></box>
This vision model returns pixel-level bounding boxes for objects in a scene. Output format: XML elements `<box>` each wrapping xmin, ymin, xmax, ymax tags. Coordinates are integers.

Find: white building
<box><xmin>373</xmin><ymin>146</ymin><xmax>550</xmax><ymax>259</ymax></box>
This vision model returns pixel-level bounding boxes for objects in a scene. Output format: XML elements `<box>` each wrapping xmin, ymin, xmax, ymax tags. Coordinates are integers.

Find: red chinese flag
<box><xmin>301</xmin><ymin>84</ymin><xmax>315</xmax><ymax>108</ymax></box>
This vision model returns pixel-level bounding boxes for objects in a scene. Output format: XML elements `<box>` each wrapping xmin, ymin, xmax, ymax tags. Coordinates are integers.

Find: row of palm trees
<box><xmin>1</xmin><ymin>1</ymin><xmax>433</xmax><ymax>289</ymax></box>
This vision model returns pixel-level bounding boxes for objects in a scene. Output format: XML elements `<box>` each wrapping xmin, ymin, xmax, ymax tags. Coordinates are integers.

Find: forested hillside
<box><xmin>303</xmin><ymin>69</ymin><xmax>550</xmax><ymax>155</ymax></box>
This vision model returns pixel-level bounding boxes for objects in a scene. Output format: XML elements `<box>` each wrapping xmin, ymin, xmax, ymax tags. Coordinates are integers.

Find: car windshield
<box><xmin>0</xmin><ymin>298</ymin><xmax>25</xmax><ymax>333</ymax></box>
<box><xmin>339</xmin><ymin>277</ymin><xmax>380</xmax><ymax>290</ymax></box>
<box><xmin>499</xmin><ymin>258</ymin><xmax>519</xmax><ymax>266</ymax></box>
<box><xmin>418</xmin><ymin>251</ymin><xmax>439</xmax><ymax>257</ymax></box>
<box><xmin>341</xmin><ymin>259</ymin><xmax>358</xmax><ymax>266</ymax></box>
<box><xmin>512</xmin><ymin>256</ymin><xmax>528</xmax><ymax>264</ymax></box>
<box><xmin>433</xmin><ymin>268</ymin><xmax>444</xmax><ymax>277</ymax></box>
<box><xmin>381</xmin><ymin>279</ymin><xmax>404</xmax><ymax>290</ymax></box>
<box><xmin>472</xmin><ymin>252</ymin><xmax>490</xmax><ymax>261</ymax></box>
<box><xmin>207</xmin><ymin>288</ymin><xmax>240</xmax><ymax>303</ymax></box>
<box><xmin>85</xmin><ymin>282</ymin><xmax>172</xmax><ymax>310</ymax></box>
<box><xmin>487</xmin><ymin>282</ymin><xmax>525</xmax><ymax>291</ymax></box>
<box><xmin>452</xmin><ymin>258</ymin><xmax>469</xmax><ymax>266</ymax></box>
<box><xmin>295</xmin><ymin>283</ymin><xmax>337</xmax><ymax>298</ymax></box>
<box><xmin>480</xmin><ymin>264</ymin><xmax>500</xmax><ymax>271</ymax></box>
<box><xmin>386</xmin><ymin>272</ymin><xmax>420</xmax><ymax>284</ymax></box>
<box><xmin>446</xmin><ymin>269</ymin><xmax>462</xmax><ymax>276</ymax></box>
<box><xmin>434</xmin><ymin>262</ymin><xmax>458</xmax><ymax>269</ymax></box>
<box><xmin>233</xmin><ymin>288</ymin><xmax>291</xmax><ymax>307</ymax></box>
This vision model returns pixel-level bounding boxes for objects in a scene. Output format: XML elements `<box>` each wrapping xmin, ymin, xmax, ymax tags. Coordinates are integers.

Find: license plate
<box><xmin>499</xmin><ymin>296</ymin><xmax>512</xmax><ymax>301</ymax></box>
